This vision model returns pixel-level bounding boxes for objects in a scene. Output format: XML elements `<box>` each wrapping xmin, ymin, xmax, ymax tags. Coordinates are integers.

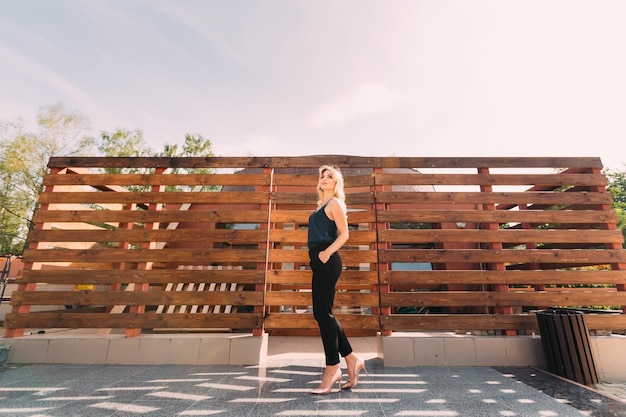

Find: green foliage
<box><xmin>0</xmin><ymin>103</ymin><xmax>95</xmax><ymax>255</ymax></box>
<box><xmin>99</xmin><ymin>128</ymin><xmax>151</xmax><ymax>158</ymax></box>
<box><xmin>605</xmin><ymin>166</ymin><xmax>626</xmax><ymax>247</ymax></box>
<box><xmin>100</xmin><ymin>131</ymin><xmax>217</xmax><ymax>192</ymax></box>
<box><xmin>156</xmin><ymin>134</ymin><xmax>217</xmax><ymax>192</ymax></box>
<box><xmin>0</xmin><ymin>104</ymin><xmax>217</xmax><ymax>255</ymax></box>
<box><xmin>606</xmin><ymin>167</ymin><xmax>626</xmax><ymax>208</ymax></box>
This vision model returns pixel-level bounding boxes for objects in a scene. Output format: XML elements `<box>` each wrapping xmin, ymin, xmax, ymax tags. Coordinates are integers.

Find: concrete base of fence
<box><xmin>379</xmin><ymin>332</ymin><xmax>626</xmax><ymax>383</ymax></box>
<box><xmin>2</xmin><ymin>332</ymin><xmax>268</xmax><ymax>366</ymax></box>
<box><xmin>2</xmin><ymin>331</ymin><xmax>625</xmax><ymax>382</ymax></box>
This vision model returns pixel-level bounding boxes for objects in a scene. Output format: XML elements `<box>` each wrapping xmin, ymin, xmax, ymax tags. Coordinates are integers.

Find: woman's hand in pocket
<box><xmin>318</xmin><ymin>250</ymin><xmax>331</xmax><ymax>264</ymax></box>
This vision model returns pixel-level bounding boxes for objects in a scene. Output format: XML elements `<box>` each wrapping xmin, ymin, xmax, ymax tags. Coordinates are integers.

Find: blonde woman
<box><xmin>308</xmin><ymin>165</ymin><xmax>367</xmax><ymax>394</ymax></box>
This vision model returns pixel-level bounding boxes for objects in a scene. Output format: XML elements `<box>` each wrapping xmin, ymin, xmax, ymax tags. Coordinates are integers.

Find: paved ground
<box><xmin>0</xmin><ymin>361</ymin><xmax>625</xmax><ymax>416</ymax></box>
<box><xmin>0</xmin><ymin>333</ymin><xmax>625</xmax><ymax>416</ymax></box>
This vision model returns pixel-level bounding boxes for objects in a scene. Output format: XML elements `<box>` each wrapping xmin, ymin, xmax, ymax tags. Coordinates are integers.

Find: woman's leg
<box><xmin>311</xmin><ymin>252</ymin><xmax>353</xmax><ymax>365</ymax></box>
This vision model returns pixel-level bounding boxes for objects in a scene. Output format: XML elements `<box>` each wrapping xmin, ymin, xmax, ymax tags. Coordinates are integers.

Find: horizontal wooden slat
<box><xmin>32</xmin><ymin>208</ymin><xmax>375</xmax><ymax>225</ymax></box>
<box><xmin>381</xmin><ymin>291</ymin><xmax>626</xmax><ymax>307</ymax></box>
<box><xmin>270</xmin><ymin>191</ymin><xmax>373</xmax><ymax>205</ymax></box>
<box><xmin>44</xmin><ymin>172</ymin><xmax>607</xmax><ymax>187</ymax></box>
<box><xmin>379</xmin><ymin>229</ymin><xmax>623</xmax><ymax>244</ymax></box>
<box><xmin>18</xmin><ymin>269</ymin><xmax>265</xmax><ymax>285</ymax></box>
<box><xmin>269</xmin><ymin>229</ymin><xmax>375</xmax><ymax>245</ymax></box>
<box><xmin>268</xmin><ymin>249</ymin><xmax>378</xmax><ymax>263</ymax></box>
<box><xmin>10</xmin><ymin>290</ymin><xmax>264</xmax><ymax>306</ymax></box>
<box><xmin>43</xmin><ymin>173</ymin><xmax>273</xmax><ymax>186</ymax></box>
<box><xmin>381</xmin><ymin>314</ymin><xmax>540</xmax><ymax>331</ymax></box>
<box><xmin>33</xmin><ymin>209</ymin><xmax>271</xmax><ymax>224</ymax></box>
<box><xmin>29</xmin><ymin>229</ymin><xmax>268</xmax><ymax>244</ymax></box>
<box><xmin>376</xmin><ymin>191</ymin><xmax>613</xmax><ymax>205</ymax></box>
<box><xmin>48</xmin><ymin>156</ymin><xmax>604</xmax><ymax>169</ymax></box>
<box><xmin>381</xmin><ymin>313</ymin><xmax>626</xmax><ymax>332</ymax></box>
<box><xmin>264</xmin><ymin>313</ymin><xmax>380</xmax><ymax>331</ymax></box>
<box><xmin>265</xmin><ymin>292</ymin><xmax>379</xmax><ymax>306</ymax></box>
<box><xmin>4</xmin><ymin>312</ymin><xmax>262</xmax><ymax>329</ymax></box>
<box><xmin>377</xmin><ymin>209</ymin><xmax>618</xmax><ymax>224</ymax></box>
<box><xmin>23</xmin><ymin>248</ymin><xmax>267</xmax><ymax>263</ymax></box>
<box><xmin>38</xmin><ymin>191</ymin><xmax>270</xmax><ymax>204</ymax></box>
<box><xmin>374</xmin><ymin>173</ymin><xmax>608</xmax><ymax>187</ymax></box>
<box><xmin>379</xmin><ymin>249</ymin><xmax>626</xmax><ymax>264</ymax></box>
<box><xmin>266</xmin><ymin>270</ymin><xmax>378</xmax><ymax>285</ymax></box>
<box><xmin>381</xmin><ymin>270</ymin><xmax>626</xmax><ymax>286</ymax></box>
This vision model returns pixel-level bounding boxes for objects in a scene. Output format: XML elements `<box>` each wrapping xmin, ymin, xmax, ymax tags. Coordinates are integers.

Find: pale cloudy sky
<box><xmin>1</xmin><ymin>0</ymin><xmax>625</xmax><ymax>170</ymax></box>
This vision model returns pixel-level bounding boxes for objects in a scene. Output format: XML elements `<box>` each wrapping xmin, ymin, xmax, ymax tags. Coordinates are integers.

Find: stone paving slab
<box><xmin>0</xmin><ymin>362</ymin><xmax>625</xmax><ymax>417</ymax></box>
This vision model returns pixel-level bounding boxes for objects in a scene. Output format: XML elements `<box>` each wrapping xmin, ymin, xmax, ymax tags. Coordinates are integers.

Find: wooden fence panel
<box><xmin>4</xmin><ymin>156</ymin><xmax>625</xmax><ymax>337</ymax></box>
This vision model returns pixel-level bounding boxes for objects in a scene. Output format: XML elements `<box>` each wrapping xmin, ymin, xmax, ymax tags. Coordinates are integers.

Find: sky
<box><xmin>1</xmin><ymin>0</ymin><xmax>625</xmax><ymax>171</ymax></box>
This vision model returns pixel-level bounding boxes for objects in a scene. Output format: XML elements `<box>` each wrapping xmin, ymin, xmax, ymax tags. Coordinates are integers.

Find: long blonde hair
<box><xmin>317</xmin><ymin>165</ymin><xmax>346</xmax><ymax>207</ymax></box>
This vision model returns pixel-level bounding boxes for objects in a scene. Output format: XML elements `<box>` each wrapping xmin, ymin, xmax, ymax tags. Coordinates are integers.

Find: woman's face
<box><xmin>319</xmin><ymin>169</ymin><xmax>336</xmax><ymax>192</ymax></box>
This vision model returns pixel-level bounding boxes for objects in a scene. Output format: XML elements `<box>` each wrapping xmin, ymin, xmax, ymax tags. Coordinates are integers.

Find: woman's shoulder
<box><xmin>327</xmin><ymin>197</ymin><xmax>347</xmax><ymax>212</ymax></box>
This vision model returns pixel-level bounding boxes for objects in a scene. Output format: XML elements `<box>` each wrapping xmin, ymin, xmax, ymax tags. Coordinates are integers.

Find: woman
<box><xmin>308</xmin><ymin>165</ymin><xmax>367</xmax><ymax>394</ymax></box>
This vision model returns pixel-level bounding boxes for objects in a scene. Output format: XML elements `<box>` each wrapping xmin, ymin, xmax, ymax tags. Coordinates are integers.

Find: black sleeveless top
<box><xmin>307</xmin><ymin>201</ymin><xmax>337</xmax><ymax>250</ymax></box>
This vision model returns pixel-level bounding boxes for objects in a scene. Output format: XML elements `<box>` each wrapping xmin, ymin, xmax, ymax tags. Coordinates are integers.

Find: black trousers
<box><xmin>309</xmin><ymin>246</ymin><xmax>353</xmax><ymax>365</ymax></box>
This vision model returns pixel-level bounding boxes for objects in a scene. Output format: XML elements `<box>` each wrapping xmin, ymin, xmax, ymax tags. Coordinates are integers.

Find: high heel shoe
<box><xmin>311</xmin><ymin>367</ymin><xmax>342</xmax><ymax>395</ymax></box>
<box><xmin>342</xmin><ymin>356</ymin><xmax>368</xmax><ymax>390</ymax></box>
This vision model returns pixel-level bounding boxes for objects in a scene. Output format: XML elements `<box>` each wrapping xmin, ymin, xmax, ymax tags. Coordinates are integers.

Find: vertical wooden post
<box><xmin>372</xmin><ymin>168</ymin><xmax>392</xmax><ymax>336</ymax></box>
<box><xmin>5</xmin><ymin>167</ymin><xmax>61</xmax><ymax>338</ymax></box>
<box><xmin>125</xmin><ymin>167</ymin><xmax>166</xmax><ymax>338</ymax></box>
<box><xmin>478</xmin><ymin>167</ymin><xmax>515</xmax><ymax>335</ymax></box>
<box><xmin>589</xmin><ymin>167</ymin><xmax>626</xmax><ymax>312</ymax></box>
<box><xmin>107</xmin><ymin>203</ymin><xmax>135</xmax><ymax>312</ymax></box>
<box><xmin>520</xmin><ymin>203</ymin><xmax>546</xmax><ymax>310</ymax></box>
<box><xmin>254</xmin><ymin>167</ymin><xmax>273</xmax><ymax>336</ymax></box>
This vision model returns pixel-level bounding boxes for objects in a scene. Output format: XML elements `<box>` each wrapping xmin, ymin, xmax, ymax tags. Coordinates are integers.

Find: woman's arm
<box><xmin>318</xmin><ymin>198</ymin><xmax>349</xmax><ymax>263</ymax></box>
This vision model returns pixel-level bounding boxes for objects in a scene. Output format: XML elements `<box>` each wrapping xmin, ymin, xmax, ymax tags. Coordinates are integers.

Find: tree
<box><xmin>605</xmin><ymin>166</ymin><xmax>626</xmax><ymax>247</ymax></box>
<box><xmin>99</xmin><ymin>131</ymin><xmax>216</xmax><ymax>192</ymax></box>
<box><xmin>0</xmin><ymin>103</ymin><xmax>95</xmax><ymax>255</ymax></box>
<box><xmin>98</xmin><ymin>128</ymin><xmax>151</xmax><ymax>158</ymax></box>
<box><xmin>156</xmin><ymin>134</ymin><xmax>216</xmax><ymax>191</ymax></box>
<box><xmin>1</xmin><ymin>104</ymin><xmax>218</xmax><ymax>255</ymax></box>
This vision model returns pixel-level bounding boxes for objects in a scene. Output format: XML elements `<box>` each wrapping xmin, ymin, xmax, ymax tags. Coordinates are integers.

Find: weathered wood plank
<box><xmin>47</xmin><ymin>156</ymin><xmax>604</xmax><ymax>169</ymax></box>
<box><xmin>380</xmin><ymin>249</ymin><xmax>626</xmax><ymax>264</ymax></box>
<box><xmin>374</xmin><ymin>173</ymin><xmax>608</xmax><ymax>187</ymax></box>
<box><xmin>31</xmin><ymin>207</ymin><xmax>377</xmax><ymax>225</ymax></box>
<box><xmin>381</xmin><ymin>314</ymin><xmax>540</xmax><ymax>331</ymax></box>
<box><xmin>30</xmin><ymin>229</ymin><xmax>268</xmax><ymax>244</ymax></box>
<box><xmin>380</xmin><ymin>291</ymin><xmax>626</xmax><ymax>307</ymax></box>
<box><xmin>266</xmin><ymin>270</ymin><xmax>378</xmax><ymax>285</ymax></box>
<box><xmin>18</xmin><ymin>269</ymin><xmax>265</xmax><ymax>285</ymax></box>
<box><xmin>380</xmin><ymin>270</ymin><xmax>626</xmax><ymax>286</ymax></box>
<box><xmin>38</xmin><ymin>191</ymin><xmax>270</xmax><ymax>205</ymax></box>
<box><xmin>263</xmin><ymin>313</ymin><xmax>380</xmax><ymax>331</ymax></box>
<box><xmin>33</xmin><ymin>209</ymin><xmax>271</xmax><ymax>224</ymax></box>
<box><xmin>268</xmin><ymin>249</ymin><xmax>378</xmax><ymax>263</ymax></box>
<box><xmin>376</xmin><ymin>209</ymin><xmax>618</xmax><ymax>224</ymax></box>
<box><xmin>381</xmin><ymin>313</ymin><xmax>626</xmax><ymax>332</ymax></box>
<box><xmin>23</xmin><ymin>248</ymin><xmax>267</xmax><ymax>263</ymax></box>
<box><xmin>10</xmin><ymin>290</ymin><xmax>264</xmax><ymax>306</ymax></box>
<box><xmin>375</xmin><ymin>191</ymin><xmax>613</xmax><ymax>205</ymax></box>
<box><xmin>378</xmin><ymin>229</ymin><xmax>624</xmax><ymax>244</ymax></box>
<box><xmin>269</xmin><ymin>229</ymin><xmax>375</xmax><ymax>245</ymax></box>
<box><xmin>4</xmin><ymin>312</ymin><xmax>262</xmax><ymax>329</ymax></box>
<box><xmin>265</xmin><ymin>292</ymin><xmax>379</xmax><ymax>306</ymax></box>
<box><xmin>270</xmin><ymin>191</ymin><xmax>372</xmax><ymax>205</ymax></box>
<box><xmin>43</xmin><ymin>173</ymin><xmax>272</xmax><ymax>186</ymax></box>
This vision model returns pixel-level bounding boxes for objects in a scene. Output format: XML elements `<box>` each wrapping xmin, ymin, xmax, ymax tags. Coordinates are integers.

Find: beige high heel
<box><xmin>311</xmin><ymin>367</ymin><xmax>342</xmax><ymax>395</ymax></box>
<box><xmin>342</xmin><ymin>356</ymin><xmax>368</xmax><ymax>390</ymax></box>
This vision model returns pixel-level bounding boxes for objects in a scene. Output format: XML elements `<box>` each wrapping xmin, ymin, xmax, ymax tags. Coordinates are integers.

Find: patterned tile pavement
<box><xmin>1</xmin><ymin>361</ymin><xmax>625</xmax><ymax>416</ymax></box>
<box><xmin>0</xmin><ymin>334</ymin><xmax>625</xmax><ymax>416</ymax></box>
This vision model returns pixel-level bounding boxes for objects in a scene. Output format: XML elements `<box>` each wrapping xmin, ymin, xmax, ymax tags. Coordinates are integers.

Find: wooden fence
<box><xmin>4</xmin><ymin>156</ymin><xmax>626</xmax><ymax>338</ymax></box>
